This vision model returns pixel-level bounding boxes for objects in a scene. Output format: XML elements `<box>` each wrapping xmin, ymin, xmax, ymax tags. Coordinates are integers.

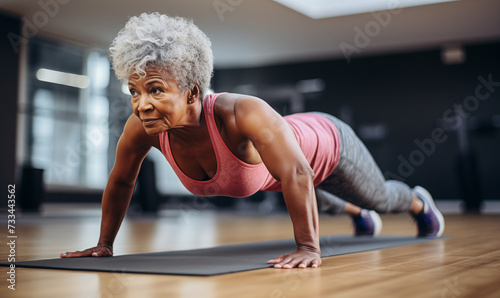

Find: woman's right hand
<box><xmin>59</xmin><ymin>115</ymin><xmax>153</xmax><ymax>260</ymax></box>
<box><xmin>60</xmin><ymin>243</ymin><xmax>113</xmax><ymax>258</ymax></box>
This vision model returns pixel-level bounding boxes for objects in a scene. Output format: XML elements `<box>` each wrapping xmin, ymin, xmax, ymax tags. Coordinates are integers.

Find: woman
<box><xmin>61</xmin><ymin>13</ymin><xmax>444</xmax><ymax>269</ymax></box>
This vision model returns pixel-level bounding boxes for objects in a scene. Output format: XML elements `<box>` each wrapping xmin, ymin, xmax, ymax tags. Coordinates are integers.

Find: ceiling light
<box><xmin>441</xmin><ymin>44</ymin><xmax>466</xmax><ymax>65</ymax></box>
<box><xmin>273</xmin><ymin>0</ymin><xmax>458</xmax><ymax>19</ymax></box>
<box><xmin>36</xmin><ymin>68</ymin><xmax>89</xmax><ymax>89</ymax></box>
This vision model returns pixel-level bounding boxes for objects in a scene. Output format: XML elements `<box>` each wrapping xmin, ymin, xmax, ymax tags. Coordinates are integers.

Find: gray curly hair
<box><xmin>109</xmin><ymin>12</ymin><xmax>213</xmax><ymax>99</ymax></box>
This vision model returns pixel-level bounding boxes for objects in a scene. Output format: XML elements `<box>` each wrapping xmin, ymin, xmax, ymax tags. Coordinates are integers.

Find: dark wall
<box><xmin>0</xmin><ymin>12</ymin><xmax>21</xmax><ymax>189</ymax></box>
<box><xmin>214</xmin><ymin>42</ymin><xmax>500</xmax><ymax>201</ymax></box>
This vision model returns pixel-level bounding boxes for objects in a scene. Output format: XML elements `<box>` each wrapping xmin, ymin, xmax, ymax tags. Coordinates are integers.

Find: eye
<box><xmin>151</xmin><ymin>87</ymin><xmax>163</xmax><ymax>95</ymax></box>
<box><xmin>129</xmin><ymin>88</ymin><xmax>138</xmax><ymax>96</ymax></box>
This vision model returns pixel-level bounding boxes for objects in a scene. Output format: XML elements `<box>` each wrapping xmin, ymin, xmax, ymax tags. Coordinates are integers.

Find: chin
<box><xmin>146</xmin><ymin>131</ymin><xmax>160</xmax><ymax>136</ymax></box>
<box><xmin>143</xmin><ymin>127</ymin><xmax>164</xmax><ymax>136</ymax></box>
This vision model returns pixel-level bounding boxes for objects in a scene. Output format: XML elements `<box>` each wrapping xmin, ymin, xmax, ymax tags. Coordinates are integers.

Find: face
<box><xmin>128</xmin><ymin>69</ymin><xmax>191</xmax><ymax>135</ymax></box>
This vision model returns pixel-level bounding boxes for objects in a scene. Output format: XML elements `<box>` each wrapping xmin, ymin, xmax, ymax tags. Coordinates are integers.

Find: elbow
<box><xmin>298</xmin><ymin>164</ymin><xmax>315</xmax><ymax>180</ymax></box>
<box><xmin>112</xmin><ymin>179</ymin><xmax>135</xmax><ymax>189</ymax></box>
<box><xmin>291</xmin><ymin>164</ymin><xmax>315</xmax><ymax>190</ymax></box>
<box><xmin>108</xmin><ymin>172</ymin><xmax>136</xmax><ymax>189</ymax></box>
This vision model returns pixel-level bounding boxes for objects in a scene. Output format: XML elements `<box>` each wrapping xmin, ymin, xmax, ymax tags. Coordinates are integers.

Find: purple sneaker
<box><xmin>412</xmin><ymin>186</ymin><xmax>445</xmax><ymax>237</ymax></box>
<box><xmin>352</xmin><ymin>210</ymin><xmax>382</xmax><ymax>236</ymax></box>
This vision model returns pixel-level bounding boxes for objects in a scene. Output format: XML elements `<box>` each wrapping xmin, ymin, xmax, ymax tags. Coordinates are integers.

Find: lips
<box><xmin>142</xmin><ymin>119</ymin><xmax>160</xmax><ymax>126</ymax></box>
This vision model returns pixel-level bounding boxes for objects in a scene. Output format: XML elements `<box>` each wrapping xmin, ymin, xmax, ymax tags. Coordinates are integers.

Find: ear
<box><xmin>187</xmin><ymin>84</ymin><xmax>201</xmax><ymax>104</ymax></box>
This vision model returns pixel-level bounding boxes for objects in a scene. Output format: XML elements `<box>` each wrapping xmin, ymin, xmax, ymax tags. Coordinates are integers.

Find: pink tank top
<box><xmin>159</xmin><ymin>93</ymin><xmax>340</xmax><ymax>197</ymax></box>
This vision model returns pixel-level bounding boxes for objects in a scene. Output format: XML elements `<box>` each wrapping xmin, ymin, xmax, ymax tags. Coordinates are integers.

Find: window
<box><xmin>22</xmin><ymin>36</ymin><xmax>191</xmax><ymax>196</ymax></box>
<box><xmin>24</xmin><ymin>37</ymin><xmax>110</xmax><ymax>189</ymax></box>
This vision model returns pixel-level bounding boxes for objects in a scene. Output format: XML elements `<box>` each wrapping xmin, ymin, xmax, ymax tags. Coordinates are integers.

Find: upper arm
<box><xmin>234</xmin><ymin>96</ymin><xmax>313</xmax><ymax>181</ymax></box>
<box><xmin>109</xmin><ymin>114</ymin><xmax>156</xmax><ymax>186</ymax></box>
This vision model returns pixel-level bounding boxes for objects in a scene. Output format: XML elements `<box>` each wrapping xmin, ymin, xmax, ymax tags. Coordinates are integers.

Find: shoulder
<box><xmin>213</xmin><ymin>93</ymin><xmax>274</xmax><ymax>120</ymax></box>
<box><xmin>213</xmin><ymin>93</ymin><xmax>285</xmax><ymax>138</ymax></box>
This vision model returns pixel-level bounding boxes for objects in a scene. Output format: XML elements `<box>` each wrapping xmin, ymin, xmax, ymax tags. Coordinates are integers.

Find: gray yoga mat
<box><xmin>2</xmin><ymin>235</ymin><xmax>444</xmax><ymax>276</ymax></box>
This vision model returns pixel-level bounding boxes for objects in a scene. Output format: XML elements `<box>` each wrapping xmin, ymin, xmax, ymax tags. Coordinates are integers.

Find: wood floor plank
<box><xmin>1</xmin><ymin>211</ymin><xmax>499</xmax><ymax>297</ymax></box>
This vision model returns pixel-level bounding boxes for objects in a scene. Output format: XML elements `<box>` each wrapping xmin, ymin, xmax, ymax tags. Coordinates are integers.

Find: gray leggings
<box><xmin>313</xmin><ymin>112</ymin><xmax>413</xmax><ymax>215</ymax></box>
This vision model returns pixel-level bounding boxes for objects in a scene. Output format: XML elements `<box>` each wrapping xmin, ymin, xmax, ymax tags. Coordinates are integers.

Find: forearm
<box><xmin>281</xmin><ymin>172</ymin><xmax>320</xmax><ymax>254</ymax></box>
<box><xmin>97</xmin><ymin>178</ymin><xmax>135</xmax><ymax>247</ymax></box>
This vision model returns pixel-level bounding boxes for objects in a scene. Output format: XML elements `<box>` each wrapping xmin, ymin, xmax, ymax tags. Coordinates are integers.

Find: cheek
<box><xmin>158</xmin><ymin>99</ymin><xmax>182</xmax><ymax>115</ymax></box>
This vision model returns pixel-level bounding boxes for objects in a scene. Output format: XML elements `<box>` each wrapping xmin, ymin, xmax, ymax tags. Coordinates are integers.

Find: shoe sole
<box><xmin>368</xmin><ymin>210</ymin><xmax>383</xmax><ymax>236</ymax></box>
<box><xmin>414</xmin><ymin>186</ymin><xmax>445</xmax><ymax>237</ymax></box>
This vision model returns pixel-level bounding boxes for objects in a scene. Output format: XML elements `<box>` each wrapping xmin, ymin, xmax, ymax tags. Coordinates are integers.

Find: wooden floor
<box><xmin>1</xmin><ymin>207</ymin><xmax>500</xmax><ymax>298</ymax></box>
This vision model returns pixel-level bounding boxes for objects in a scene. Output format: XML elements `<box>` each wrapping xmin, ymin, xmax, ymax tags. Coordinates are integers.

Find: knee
<box><xmin>367</xmin><ymin>186</ymin><xmax>396</xmax><ymax>213</ymax></box>
<box><xmin>371</xmin><ymin>202</ymin><xmax>392</xmax><ymax>214</ymax></box>
<box><xmin>370</xmin><ymin>181</ymin><xmax>412</xmax><ymax>213</ymax></box>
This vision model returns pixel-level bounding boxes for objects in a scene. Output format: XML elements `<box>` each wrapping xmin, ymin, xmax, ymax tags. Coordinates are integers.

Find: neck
<box><xmin>168</xmin><ymin>102</ymin><xmax>207</xmax><ymax>142</ymax></box>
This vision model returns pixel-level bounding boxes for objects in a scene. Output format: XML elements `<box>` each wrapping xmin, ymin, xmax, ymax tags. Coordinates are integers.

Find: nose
<box><xmin>137</xmin><ymin>94</ymin><xmax>154</xmax><ymax>113</ymax></box>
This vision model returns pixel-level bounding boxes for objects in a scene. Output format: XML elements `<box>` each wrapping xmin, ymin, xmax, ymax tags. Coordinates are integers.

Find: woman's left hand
<box><xmin>267</xmin><ymin>248</ymin><xmax>322</xmax><ymax>269</ymax></box>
